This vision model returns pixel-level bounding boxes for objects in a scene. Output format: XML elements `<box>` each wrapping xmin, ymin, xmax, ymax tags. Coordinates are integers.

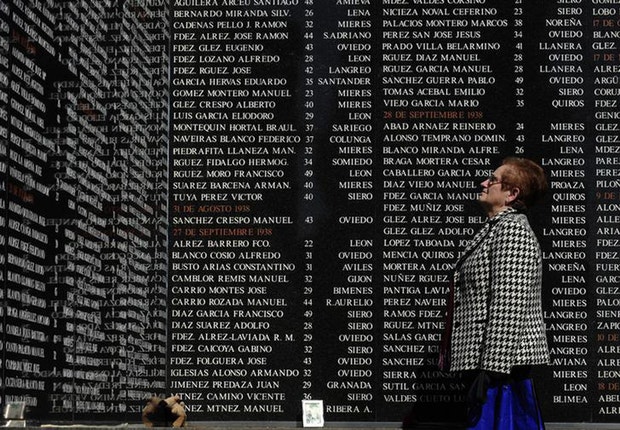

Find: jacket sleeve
<box><xmin>480</xmin><ymin>219</ymin><xmax>540</xmax><ymax>374</ymax></box>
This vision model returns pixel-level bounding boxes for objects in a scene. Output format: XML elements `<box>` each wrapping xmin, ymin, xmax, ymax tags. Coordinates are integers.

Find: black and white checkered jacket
<box><xmin>449</xmin><ymin>207</ymin><xmax>550</xmax><ymax>374</ymax></box>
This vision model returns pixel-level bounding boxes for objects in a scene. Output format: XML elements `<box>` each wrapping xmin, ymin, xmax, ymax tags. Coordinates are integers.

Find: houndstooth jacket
<box><xmin>448</xmin><ymin>207</ymin><xmax>550</xmax><ymax>374</ymax></box>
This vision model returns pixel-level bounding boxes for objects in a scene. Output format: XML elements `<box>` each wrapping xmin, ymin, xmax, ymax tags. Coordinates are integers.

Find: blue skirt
<box><xmin>467</xmin><ymin>378</ymin><xmax>545</xmax><ymax>430</ymax></box>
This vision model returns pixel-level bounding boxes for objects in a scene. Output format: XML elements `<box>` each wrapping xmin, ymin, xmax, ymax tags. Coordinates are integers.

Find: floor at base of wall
<box><xmin>24</xmin><ymin>422</ymin><xmax>620</xmax><ymax>430</ymax></box>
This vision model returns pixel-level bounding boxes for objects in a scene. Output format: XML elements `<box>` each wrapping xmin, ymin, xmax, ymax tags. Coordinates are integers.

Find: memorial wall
<box><xmin>166</xmin><ymin>0</ymin><xmax>620</xmax><ymax>424</ymax></box>
<box><xmin>1</xmin><ymin>0</ymin><xmax>169</xmax><ymax>421</ymax></box>
<box><xmin>1</xmin><ymin>0</ymin><xmax>620</xmax><ymax>425</ymax></box>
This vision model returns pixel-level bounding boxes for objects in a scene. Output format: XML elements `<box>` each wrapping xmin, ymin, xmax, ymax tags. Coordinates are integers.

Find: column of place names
<box><xmin>169</xmin><ymin>0</ymin><xmax>302</xmax><ymax>418</ymax></box>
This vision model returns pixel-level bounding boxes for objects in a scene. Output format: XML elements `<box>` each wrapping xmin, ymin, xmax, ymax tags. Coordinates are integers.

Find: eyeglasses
<box><xmin>485</xmin><ymin>175</ymin><xmax>505</xmax><ymax>186</ymax></box>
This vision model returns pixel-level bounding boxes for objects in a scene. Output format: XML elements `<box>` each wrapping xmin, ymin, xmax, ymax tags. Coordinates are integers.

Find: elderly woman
<box><xmin>440</xmin><ymin>157</ymin><xmax>549</xmax><ymax>429</ymax></box>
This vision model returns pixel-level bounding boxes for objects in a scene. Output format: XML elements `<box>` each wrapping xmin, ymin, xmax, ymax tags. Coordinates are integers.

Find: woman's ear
<box><xmin>506</xmin><ymin>187</ymin><xmax>520</xmax><ymax>205</ymax></box>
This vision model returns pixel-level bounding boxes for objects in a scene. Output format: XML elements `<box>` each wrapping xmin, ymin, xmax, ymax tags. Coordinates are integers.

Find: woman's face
<box><xmin>479</xmin><ymin>165</ymin><xmax>512</xmax><ymax>215</ymax></box>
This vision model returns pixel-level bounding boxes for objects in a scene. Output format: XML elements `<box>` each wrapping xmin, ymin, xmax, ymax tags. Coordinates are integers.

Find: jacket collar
<box><xmin>454</xmin><ymin>207</ymin><xmax>517</xmax><ymax>269</ymax></box>
<box><xmin>487</xmin><ymin>206</ymin><xmax>517</xmax><ymax>224</ymax></box>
